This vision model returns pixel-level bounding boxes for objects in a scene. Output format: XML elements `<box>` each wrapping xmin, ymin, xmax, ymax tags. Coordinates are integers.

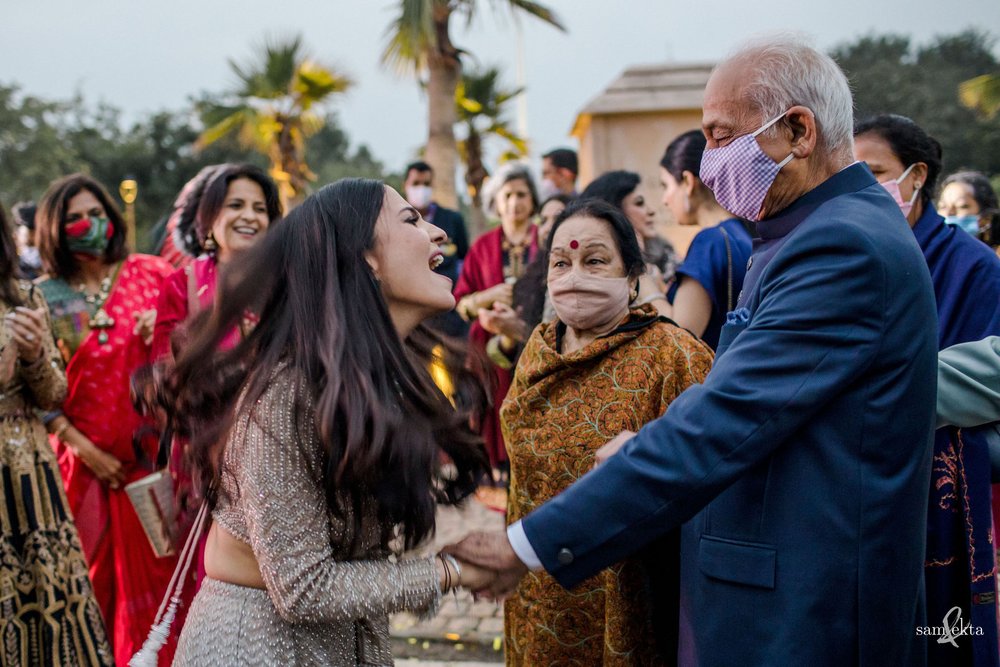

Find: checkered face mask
<box><xmin>699</xmin><ymin>111</ymin><xmax>795</xmax><ymax>222</ymax></box>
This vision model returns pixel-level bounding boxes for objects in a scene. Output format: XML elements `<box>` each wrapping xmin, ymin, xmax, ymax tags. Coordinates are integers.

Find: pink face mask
<box><xmin>548</xmin><ymin>271</ymin><xmax>631</xmax><ymax>333</ymax></box>
<box><xmin>699</xmin><ymin>110</ymin><xmax>795</xmax><ymax>222</ymax></box>
<box><xmin>878</xmin><ymin>164</ymin><xmax>920</xmax><ymax>217</ymax></box>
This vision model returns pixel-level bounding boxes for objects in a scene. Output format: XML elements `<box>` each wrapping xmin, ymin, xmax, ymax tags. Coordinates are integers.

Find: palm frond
<box><xmin>959</xmin><ymin>73</ymin><xmax>1000</xmax><ymax>119</ymax></box>
<box><xmin>503</xmin><ymin>0</ymin><xmax>565</xmax><ymax>31</ymax></box>
<box><xmin>196</xmin><ymin>107</ymin><xmax>257</xmax><ymax>150</ymax></box>
<box><xmin>381</xmin><ymin>0</ymin><xmax>437</xmax><ymax>75</ymax></box>
<box><xmin>294</xmin><ymin>60</ymin><xmax>353</xmax><ymax>109</ymax></box>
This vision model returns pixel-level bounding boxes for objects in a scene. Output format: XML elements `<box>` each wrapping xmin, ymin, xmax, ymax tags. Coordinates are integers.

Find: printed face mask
<box><xmin>878</xmin><ymin>164</ymin><xmax>920</xmax><ymax>218</ymax></box>
<box><xmin>65</xmin><ymin>216</ymin><xmax>113</xmax><ymax>257</ymax></box>
<box><xmin>944</xmin><ymin>214</ymin><xmax>982</xmax><ymax>237</ymax></box>
<box><xmin>699</xmin><ymin>110</ymin><xmax>795</xmax><ymax>222</ymax></box>
<box><xmin>548</xmin><ymin>270</ymin><xmax>631</xmax><ymax>333</ymax></box>
<box><xmin>405</xmin><ymin>185</ymin><xmax>433</xmax><ymax>210</ymax></box>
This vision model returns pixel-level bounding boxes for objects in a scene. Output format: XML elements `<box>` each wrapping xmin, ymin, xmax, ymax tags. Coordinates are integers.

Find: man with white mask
<box><xmin>11</xmin><ymin>202</ymin><xmax>42</xmax><ymax>280</ymax></box>
<box><xmin>447</xmin><ymin>36</ymin><xmax>938</xmax><ymax>666</ymax></box>
<box><xmin>403</xmin><ymin>160</ymin><xmax>470</xmax><ymax>336</ymax></box>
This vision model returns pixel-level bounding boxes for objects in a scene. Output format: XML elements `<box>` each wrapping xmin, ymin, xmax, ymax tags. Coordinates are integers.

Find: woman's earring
<box><xmin>203</xmin><ymin>233</ymin><xmax>217</xmax><ymax>251</ymax></box>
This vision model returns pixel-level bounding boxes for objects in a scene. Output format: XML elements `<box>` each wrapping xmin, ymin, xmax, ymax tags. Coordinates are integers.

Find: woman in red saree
<box><xmin>454</xmin><ymin>163</ymin><xmax>539</xmax><ymax>473</ymax></box>
<box><xmin>35</xmin><ymin>174</ymin><xmax>177</xmax><ymax>666</ymax></box>
<box><xmin>150</xmin><ymin>165</ymin><xmax>281</xmax><ymax>612</ymax></box>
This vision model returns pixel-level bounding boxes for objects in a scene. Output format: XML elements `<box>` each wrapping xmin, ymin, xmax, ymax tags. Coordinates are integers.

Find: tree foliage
<box><xmin>832</xmin><ymin>30</ymin><xmax>1000</xmax><ymax>180</ymax></box>
<box><xmin>0</xmin><ymin>83</ymin><xmax>388</xmax><ymax>252</ymax></box>
<box><xmin>455</xmin><ymin>66</ymin><xmax>526</xmax><ymax>232</ymax></box>
<box><xmin>196</xmin><ymin>35</ymin><xmax>353</xmax><ymax>205</ymax></box>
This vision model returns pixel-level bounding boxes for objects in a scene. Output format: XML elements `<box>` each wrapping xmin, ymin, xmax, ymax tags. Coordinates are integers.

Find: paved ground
<box><xmin>392</xmin><ymin>488</ymin><xmax>507</xmax><ymax>662</ymax></box>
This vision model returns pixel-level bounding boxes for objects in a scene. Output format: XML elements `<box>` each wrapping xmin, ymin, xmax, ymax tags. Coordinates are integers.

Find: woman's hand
<box><xmin>6</xmin><ymin>306</ymin><xmax>46</xmax><ymax>362</ymax></box>
<box><xmin>593</xmin><ymin>430</ymin><xmax>637</xmax><ymax>468</ymax></box>
<box><xmin>436</xmin><ymin>553</ymin><xmax>497</xmax><ymax>593</ymax></box>
<box><xmin>62</xmin><ymin>426</ymin><xmax>126</xmax><ymax>489</ymax></box>
<box><xmin>133</xmin><ymin>308</ymin><xmax>157</xmax><ymax>346</ymax></box>
<box><xmin>478</xmin><ymin>303</ymin><xmax>528</xmax><ymax>341</ymax></box>
<box><xmin>478</xmin><ymin>283</ymin><xmax>514</xmax><ymax>311</ymax></box>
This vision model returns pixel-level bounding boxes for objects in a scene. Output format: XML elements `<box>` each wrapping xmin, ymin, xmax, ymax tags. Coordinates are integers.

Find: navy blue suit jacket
<box><xmin>520</xmin><ymin>164</ymin><xmax>938</xmax><ymax>666</ymax></box>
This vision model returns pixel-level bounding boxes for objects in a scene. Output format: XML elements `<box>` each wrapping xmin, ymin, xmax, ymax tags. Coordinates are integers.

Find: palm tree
<box><xmin>959</xmin><ymin>73</ymin><xmax>1000</xmax><ymax>119</ymax></box>
<box><xmin>196</xmin><ymin>35</ymin><xmax>353</xmax><ymax>206</ymax></box>
<box><xmin>456</xmin><ymin>66</ymin><xmax>527</xmax><ymax>233</ymax></box>
<box><xmin>382</xmin><ymin>0</ymin><xmax>564</xmax><ymax>209</ymax></box>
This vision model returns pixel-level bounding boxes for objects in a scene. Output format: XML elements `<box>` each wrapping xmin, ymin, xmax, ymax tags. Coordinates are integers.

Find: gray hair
<box><xmin>481</xmin><ymin>161</ymin><xmax>539</xmax><ymax>218</ymax></box>
<box><xmin>722</xmin><ymin>34</ymin><xmax>855</xmax><ymax>159</ymax></box>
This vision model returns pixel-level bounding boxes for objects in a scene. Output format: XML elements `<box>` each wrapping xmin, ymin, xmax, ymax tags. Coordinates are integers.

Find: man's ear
<box><xmin>785</xmin><ymin>105</ymin><xmax>818</xmax><ymax>160</ymax></box>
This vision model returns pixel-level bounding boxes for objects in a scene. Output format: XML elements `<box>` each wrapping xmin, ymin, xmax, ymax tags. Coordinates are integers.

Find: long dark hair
<box><xmin>36</xmin><ymin>174</ymin><xmax>129</xmax><ymax>278</ymax></box>
<box><xmin>165</xmin><ymin>178</ymin><xmax>488</xmax><ymax>549</ymax></box>
<box><xmin>0</xmin><ymin>204</ymin><xmax>24</xmax><ymax>306</ymax></box>
<box><xmin>854</xmin><ymin>114</ymin><xmax>943</xmax><ymax>208</ymax></box>
<box><xmin>580</xmin><ymin>170</ymin><xmax>641</xmax><ymax>211</ymax></box>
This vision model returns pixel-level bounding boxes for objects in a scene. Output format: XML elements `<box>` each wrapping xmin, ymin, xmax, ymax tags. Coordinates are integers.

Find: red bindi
<box><xmin>569</xmin><ymin>240</ymin><xmax>579</xmax><ymax>249</ymax></box>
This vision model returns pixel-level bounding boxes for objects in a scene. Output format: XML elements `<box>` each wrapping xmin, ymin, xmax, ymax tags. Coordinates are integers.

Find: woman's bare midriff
<box><xmin>204</xmin><ymin>522</ymin><xmax>266</xmax><ymax>589</ymax></box>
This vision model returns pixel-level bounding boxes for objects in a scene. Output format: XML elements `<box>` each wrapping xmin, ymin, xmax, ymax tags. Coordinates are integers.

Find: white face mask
<box><xmin>538</xmin><ymin>178</ymin><xmax>560</xmax><ymax>201</ymax></box>
<box><xmin>19</xmin><ymin>246</ymin><xmax>41</xmax><ymax>269</ymax></box>
<box><xmin>405</xmin><ymin>185</ymin><xmax>433</xmax><ymax>210</ymax></box>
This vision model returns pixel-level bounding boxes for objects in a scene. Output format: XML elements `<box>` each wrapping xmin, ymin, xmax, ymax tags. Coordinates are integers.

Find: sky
<box><xmin>3</xmin><ymin>0</ymin><xmax>999</xmax><ymax>178</ymax></box>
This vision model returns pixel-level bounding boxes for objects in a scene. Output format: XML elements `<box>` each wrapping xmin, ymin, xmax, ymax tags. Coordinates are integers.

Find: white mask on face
<box><xmin>19</xmin><ymin>246</ymin><xmax>41</xmax><ymax>269</ymax></box>
<box><xmin>405</xmin><ymin>185</ymin><xmax>433</xmax><ymax>210</ymax></box>
<box><xmin>539</xmin><ymin>178</ymin><xmax>560</xmax><ymax>201</ymax></box>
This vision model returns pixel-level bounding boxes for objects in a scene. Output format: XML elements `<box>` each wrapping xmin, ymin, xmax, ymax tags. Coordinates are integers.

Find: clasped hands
<box><xmin>436</xmin><ymin>532</ymin><xmax>529</xmax><ymax>601</ymax></box>
<box><xmin>433</xmin><ymin>429</ymin><xmax>638</xmax><ymax>601</ymax></box>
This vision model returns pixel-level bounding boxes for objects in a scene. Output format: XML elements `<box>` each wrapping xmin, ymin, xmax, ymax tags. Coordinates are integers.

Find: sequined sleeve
<box><xmin>228</xmin><ymin>371</ymin><xmax>441</xmax><ymax>624</ymax></box>
<box><xmin>19</xmin><ymin>285</ymin><xmax>66</xmax><ymax>411</ymax></box>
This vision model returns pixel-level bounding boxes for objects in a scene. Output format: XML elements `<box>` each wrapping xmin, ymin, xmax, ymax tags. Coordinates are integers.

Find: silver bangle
<box><xmin>442</xmin><ymin>553</ymin><xmax>462</xmax><ymax>589</ymax></box>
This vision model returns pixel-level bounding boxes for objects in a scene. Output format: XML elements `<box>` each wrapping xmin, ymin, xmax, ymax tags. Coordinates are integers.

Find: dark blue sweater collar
<box><xmin>911</xmin><ymin>201</ymin><xmax>946</xmax><ymax>249</ymax></box>
<box><xmin>756</xmin><ymin>162</ymin><xmax>876</xmax><ymax>240</ymax></box>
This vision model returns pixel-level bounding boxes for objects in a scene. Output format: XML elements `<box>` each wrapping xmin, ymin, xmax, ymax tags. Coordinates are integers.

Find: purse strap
<box><xmin>718</xmin><ymin>226</ymin><xmax>734</xmax><ymax>312</ymax></box>
<box><xmin>129</xmin><ymin>496</ymin><xmax>210</xmax><ymax>666</ymax></box>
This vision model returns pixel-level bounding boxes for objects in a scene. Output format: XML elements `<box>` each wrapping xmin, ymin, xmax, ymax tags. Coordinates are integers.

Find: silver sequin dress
<box><xmin>174</xmin><ymin>367</ymin><xmax>441</xmax><ymax>666</ymax></box>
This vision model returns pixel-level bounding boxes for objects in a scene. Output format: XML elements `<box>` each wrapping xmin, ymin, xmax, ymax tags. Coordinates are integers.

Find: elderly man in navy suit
<box><xmin>447</xmin><ymin>36</ymin><xmax>938</xmax><ymax>666</ymax></box>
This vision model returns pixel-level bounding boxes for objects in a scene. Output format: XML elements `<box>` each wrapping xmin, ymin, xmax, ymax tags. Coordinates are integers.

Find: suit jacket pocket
<box><xmin>698</xmin><ymin>535</ymin><xmax>776</xmax><ymax>589</ymax></box>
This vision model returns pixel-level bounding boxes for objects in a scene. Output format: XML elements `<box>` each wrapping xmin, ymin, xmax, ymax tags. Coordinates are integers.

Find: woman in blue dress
<box><xmin>855</xmin><ymin>114</ymin><xmax>1000</xmax><ymax>667</ymax></box>
<box><xmin>659</xmin><ymin>130</ymin><xmax>753</xmax><ymax>350</ymax></box>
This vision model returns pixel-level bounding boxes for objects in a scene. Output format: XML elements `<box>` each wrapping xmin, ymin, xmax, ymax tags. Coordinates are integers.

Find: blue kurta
<box><xmin>520</xmin><ymin>163</ymin><xmax>938</xmax><ymax>666</ymax></box>
<box><xmin>913</xmin><ymin>202</ymin><xmax>1000</xmax><ymax>350</ymax></box>
<box><xmin>667</xmin><ymin>218</ymin><xmax>753</xmax><ymax>349</ymax></box>
<box><xmin>914</xmin><ymin>202</ymin><xmax>1000</xmax><ymax>667</ymax></box>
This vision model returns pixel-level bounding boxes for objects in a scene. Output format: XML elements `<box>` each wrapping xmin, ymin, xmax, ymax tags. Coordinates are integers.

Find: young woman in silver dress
<box><xmin>162</xmin><ymin>178</ymin><xmax>493</xmax><ymax>665</ymax></box>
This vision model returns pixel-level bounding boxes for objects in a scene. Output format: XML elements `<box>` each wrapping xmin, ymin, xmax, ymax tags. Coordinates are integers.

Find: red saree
<box><xmin>46</xmin><ymin>254</ymin><xmax>178</xmax><ymax>666</ymax></box>
<box><xmin>453</xmin><ymin>226</ymin><xmax>538</xmax><ymax>466</ymax></box>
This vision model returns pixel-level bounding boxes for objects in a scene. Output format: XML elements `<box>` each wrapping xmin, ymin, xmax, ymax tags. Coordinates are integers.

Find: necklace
<box><xmin>76</xmin><ymin>271</ymin><xmax>115</xmax><ymax>344</ymax></box>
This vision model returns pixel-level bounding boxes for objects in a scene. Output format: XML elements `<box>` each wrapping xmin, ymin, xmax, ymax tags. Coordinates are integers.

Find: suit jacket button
<box><xmin>557</xmin><ymin>548</ymin><xmax>574</xmax><ymax>565</ymax></box>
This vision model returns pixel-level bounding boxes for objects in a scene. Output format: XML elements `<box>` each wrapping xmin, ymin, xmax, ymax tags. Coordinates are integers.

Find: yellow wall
<box><xmin>576</xmin><ymin>109</ymin><xmax>706</xmax><ymax>257</ymax></box>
